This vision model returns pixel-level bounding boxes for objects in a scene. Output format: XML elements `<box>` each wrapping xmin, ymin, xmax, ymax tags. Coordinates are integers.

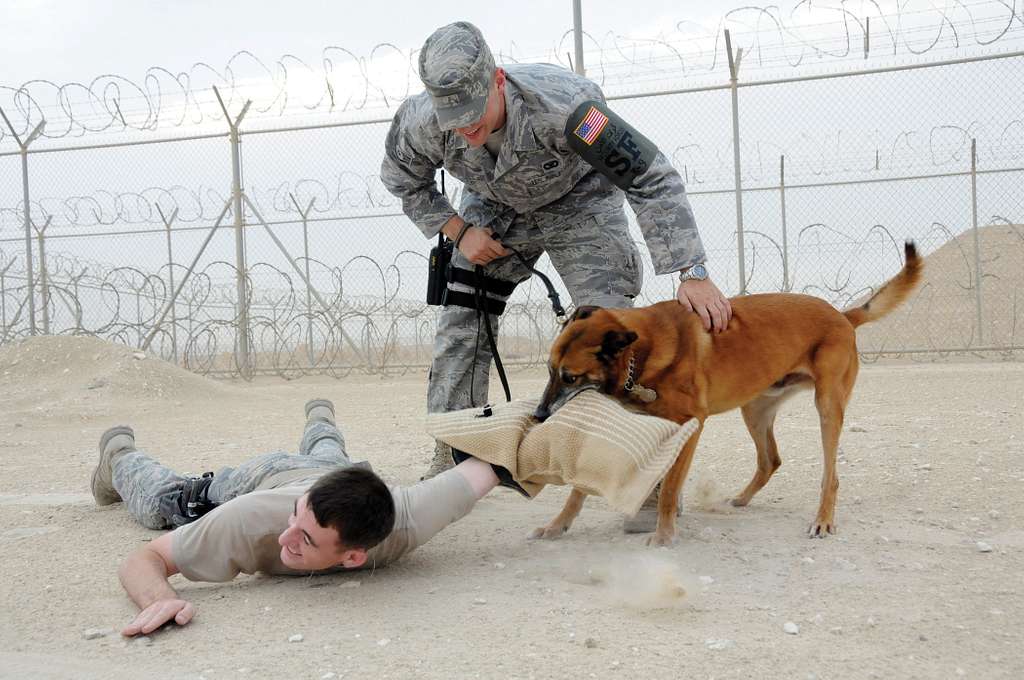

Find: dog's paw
<box><xmin>729</xmin><ymin>496</ymin><xmax>750</xmax><ymax>507</ymax></box>
<box><xmin>529</xmin><ymin>525</ymin><xmax>568</xmax><ymax>540</ymax></box>
<box><xmin>646</xmin><ymin>530</ymin><xmax>679</xmax><ymax>548</ymax></box>
<box><xmin>807</xmin><ymin>520</ymin><xmax>837</xmax><ymax>538</ymax></box>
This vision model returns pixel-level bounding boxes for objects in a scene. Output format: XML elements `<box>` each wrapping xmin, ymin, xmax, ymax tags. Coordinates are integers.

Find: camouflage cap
<box><xmin>418</xmin><ymin>21</ymin><xmax>496</xmax><ymax>131</ymax></box>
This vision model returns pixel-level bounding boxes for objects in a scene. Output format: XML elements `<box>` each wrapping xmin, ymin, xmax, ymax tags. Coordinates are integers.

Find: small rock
<box><xmin>976</xmin><ymin>541</ymin><xmax>993</xmax><ymax>553</ymax></box>
<box><xmin>867</xmin><ymin>616</ymin><xmax>877</xmax><ymax>627</ymax></box>
<box><xmin>914</xmin><ymin>508</ymin><xmax>925</xmax><ymax>514</ymax></box>
<box><xmin>473</xmin><ymin>597</ymin><xmax>487</xmax><ymax>605</ymax></box>
<box><xmin>988</xmin><ymin>510</ymin><xmax>1000</xmax><ymax>520</ymax></box>
<box><xmin>699</xmin><ymin>575</ymin><xmax>715</xmax><ymax>585</ymax></box>
<box><xmin>917</xmin><ymin>463</ymin><xmax>932</xmax><ymax>471</ymax></box>
<box><xmin>288</xmin><ymin>634</ymin><xmax>304</xmax><ymax>643</ymax></box>
<box><xmin>135</xmin><ymin>636</ymin><xmax>153</xmax><ymax>646</ymax></box>
<box><xmin>132</xmin><ymin>351</ymin><xmax>146</xmax><ymax>360</ymax></box>
<box><xmin>849</xmin><ymin>425</ymin><xmax>868</xmax><ymax>432</ymax></box>
<box><xmin>322</xmin><ymin>673</ymin><xmax>337</xmax><ymax>680</ymax></box>
<box><xmin>377</xmin><ymin>638</ymin><xmax>390</xmax><ymax>647</ymax></box>
<box><xmin>584</xmin><ymin>637</ymin><xmax>598</xmax><ymax>649</ymax></box>
<box><xmin>783</xmin><ymin>622</ymin><xmax>800</xmax><ymax>635</ymax></box>
<box><xmin>494</xmin><ymin>562</ymin><xmax>506</xmax><ymax>570</ymax></box>
<box><xmin>705</xmin><ymin>638</ymin><xmax>734</xmax><ymax>650</ymax></box>
<box><xmin>801</xmin><ymin>557</ymin><xmax>815</xmax><ymax>565</ymax></box>
<box><xmin>82</xmin><ymin>628</ymin><xmax>112</xmax><ymax>640</ymax></box>
<box><xmin>338</xmin><ymin>580</ymin><xmax>361</xmax><ymax>589</ymax></box>
<box><xmin>918</xmin><ymin>634</ymin><xmax>928</xmax><ymax>641</ymax></box>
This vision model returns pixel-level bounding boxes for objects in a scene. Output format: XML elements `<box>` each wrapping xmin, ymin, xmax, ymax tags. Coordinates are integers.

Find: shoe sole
<box><xmin>304</xmin><ymin>399</ymin><xmax>336</xmax><ymax>419</ymax></box>
<box><xmin>93</xmin><ymin>426</ymin><xmax>134</xmax><ymax>505</ymax></box>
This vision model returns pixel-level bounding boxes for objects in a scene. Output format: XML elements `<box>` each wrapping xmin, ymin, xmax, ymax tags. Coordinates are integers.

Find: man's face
<box><xmin>454</xmin><ymin>69</ymin><xmax>506</xmax><ymax>147</ymax></box>
<box><xmin>277</xmin><ymin>493</ymin><xmax>362</xmax><ymax>571</ymax></box>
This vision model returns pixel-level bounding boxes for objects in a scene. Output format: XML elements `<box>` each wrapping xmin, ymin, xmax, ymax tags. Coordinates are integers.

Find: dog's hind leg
<box><xmin>731</xmin><ymin>382</ymin><xmax>810</xmax><ymax>507</ymax></box>
<box><xmin>731</xmin><ymin>394</ymin><xmax>787</xmax><ymax>507</ymax></box>
<box><xmin>530</xmin><ymin>488</ymin><xmax>587</xmax><ymax>540</ymax></box>
<box><xmin>809</xmin><ymin>349</ymin><xmax>857</xmax><ymax>538</ymax></box>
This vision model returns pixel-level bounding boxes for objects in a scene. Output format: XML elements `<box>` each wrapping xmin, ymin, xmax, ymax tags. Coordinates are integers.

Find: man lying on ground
<box><xmin>91</xmin><ymin>398</ymin><xmax>519</xmax><ymax>636</ymax></box>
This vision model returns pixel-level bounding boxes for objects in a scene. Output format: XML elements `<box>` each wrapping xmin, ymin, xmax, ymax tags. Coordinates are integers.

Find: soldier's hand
<box><xmin>676</xmin><ymin>278</ymin><xmax>732</xmax><ymax>333</ymax></box>
<box><xmin>122</xmin><ymin>598</ymin><xmax>195</xmax><ymax>636</ymax></box>
<box><xmin>458</xmin><ymin>227</ymin><xmax>510</xmax><ymax>266</ymax></box>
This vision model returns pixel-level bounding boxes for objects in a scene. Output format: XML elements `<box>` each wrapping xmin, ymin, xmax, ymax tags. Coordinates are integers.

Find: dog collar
<box><xmin>623</xmin><ymin>353</ymin><xmax>658</xmax><ymax>403</ymax></box>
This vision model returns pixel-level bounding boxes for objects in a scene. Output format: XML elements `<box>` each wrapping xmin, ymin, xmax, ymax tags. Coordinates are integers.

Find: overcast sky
<box><xmin>2</xmin><ymin>0</ymin><xmax>729</xmax><ymax>86</ymax></box>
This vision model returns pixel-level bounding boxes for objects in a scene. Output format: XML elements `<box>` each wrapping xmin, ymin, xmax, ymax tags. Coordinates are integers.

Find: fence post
<box><xmin>289</xmin><ymin>193</ymin><xmax>317</xmax><ymax>366</ymax></box>
<box><xmin>156</xmin><ymin>205</ymin><xmax>180</xmax><ymax>363</ymax></box>
<box><xmin>724</xmin><ymin>30</ymin><xmax>747</xmax><ymax>294</ymax></box>
<box><xmin>1</xmin><ymin>108</ymin><xmax>45</xmax><ymax>335</ymax></box>
<box><xmin>780</xmin><ymin>155</ymin><xmax>789</xmax><ymax>291</ymax></box>
<box><xmin>213</xmin><ymin>86</ymin><xmax>253</xmax><ymax>379</ymax></box>
<box><xmin>970</xmin><ymin>138</ymin><xmax>984</xmax><ymax>346</ymax></box>
<box><xmin>572</xmin><ymin>0</ymin><xmax>586</xmax><ymax>76</ymax></box>
<box><xmin>0</xmin><ymin>256</ymin><xmax>14</xmax><ymax>339</ymax></box>
<box><xmin>32</xmin><ymin>214</ymin><xmax>52</xmax><ymax>334</ymax></box>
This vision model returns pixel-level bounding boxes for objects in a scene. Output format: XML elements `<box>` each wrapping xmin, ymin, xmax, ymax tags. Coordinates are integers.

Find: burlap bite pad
<box><xmin>426</xmin><ymin>390</ymin><xmax>700</xmax><ymax>516</ymax></box>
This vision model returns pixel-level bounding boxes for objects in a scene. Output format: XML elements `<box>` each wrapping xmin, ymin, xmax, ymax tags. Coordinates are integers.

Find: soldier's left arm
<box><xmin>623</xmin><ymin>156</ymin><xmax>732</xmax><ymax>332</ymax></box>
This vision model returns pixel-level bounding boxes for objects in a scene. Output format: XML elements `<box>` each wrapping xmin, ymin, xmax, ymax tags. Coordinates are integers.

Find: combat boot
<box><xmin>91</xmin><ymin>426</ymin><xmax>135</xmax><ymax>505</ymax></box>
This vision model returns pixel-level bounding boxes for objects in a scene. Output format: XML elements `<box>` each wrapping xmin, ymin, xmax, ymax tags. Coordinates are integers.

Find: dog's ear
<box><xmin>598</xmin><ymin>330</ymin><xmax>637</xmax><ymax>364</ymax></box>
<box><xmin>571</xmin><ymin>305</ymin><xmax>601</xmax><ymax>322</ymax></box>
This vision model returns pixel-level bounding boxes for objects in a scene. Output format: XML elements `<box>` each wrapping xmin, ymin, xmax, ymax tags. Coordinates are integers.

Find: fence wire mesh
<box><xmin>2</xmin><ymin>4</ymin><xmax>1023</xmax><ymax>378</ymax></box>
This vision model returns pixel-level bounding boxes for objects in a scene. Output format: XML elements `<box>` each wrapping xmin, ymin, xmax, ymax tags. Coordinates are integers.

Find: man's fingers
<box><xmin>175</xmin><ymin>602</ymin><xmax>196</xmax><ymax>626</ymax></box>
<box><xmin>696</xmin><ymin>303</ymin><xmax>712</xmax><ymax>331</ymax></box>
<box><xmin>711</xmin><ymin>302</ymin><xmax>727</xmax><ymax>333</ymax></box>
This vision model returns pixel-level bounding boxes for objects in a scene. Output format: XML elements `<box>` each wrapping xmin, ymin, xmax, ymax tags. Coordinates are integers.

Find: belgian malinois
<box><xmin>534</xmin><ymin>242</ymin><xmax>923</xmax><ymax>546</ymax></box>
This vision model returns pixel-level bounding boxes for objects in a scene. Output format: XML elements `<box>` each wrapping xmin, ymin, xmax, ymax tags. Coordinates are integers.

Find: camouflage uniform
<box><xmin>381</xmin><ymin>21</ymin><xmax>707</xmax><ymax>416</ymax></box>
<box><xmin>113</xmin><ymin>420</ymin><xmax>350</xmax><ymax>530</ymax></box>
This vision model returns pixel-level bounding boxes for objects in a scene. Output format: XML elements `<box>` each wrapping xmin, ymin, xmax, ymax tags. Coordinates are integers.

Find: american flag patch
<box><xmin>573</xmin><ymin>106</ymin><xmax>609</xmax><ymax>145</ymax></box>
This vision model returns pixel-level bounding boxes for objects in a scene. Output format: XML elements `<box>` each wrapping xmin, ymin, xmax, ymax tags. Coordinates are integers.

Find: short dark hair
<box><xmin>306</xmin><ymin>467</ymin><xmax>395</xmax><ymax>551</ymax></box>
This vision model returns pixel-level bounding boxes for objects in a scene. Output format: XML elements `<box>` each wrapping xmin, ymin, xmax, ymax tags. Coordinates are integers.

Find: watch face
<box><xmin>691</xmin><ymin>264</ymin><xmax>708</xmax><ymax>280</ymax></box>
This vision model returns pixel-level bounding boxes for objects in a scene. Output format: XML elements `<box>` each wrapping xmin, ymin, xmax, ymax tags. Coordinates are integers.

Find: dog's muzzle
<box><xmin>533</xmin><ymin>384</ymin><xmax>598</xmax><ymax>422</ymax></box>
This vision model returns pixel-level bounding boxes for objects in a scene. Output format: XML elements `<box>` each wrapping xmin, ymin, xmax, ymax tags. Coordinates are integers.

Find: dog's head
<box><xmin>534</xmin><ymin>305</ymin><xmax>637</xmax><ymax>421</ymax></box>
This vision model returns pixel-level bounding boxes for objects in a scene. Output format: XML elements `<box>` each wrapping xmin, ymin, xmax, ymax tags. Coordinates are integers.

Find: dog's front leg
<box><xmin>649</xmin><ymin>422</ymin><xmax>704</xmax><ymax>547</ymax></box>
<box><xmin>530</xmin><ymin>488</ymin><xmax>587</xmax><ymax>540</ymax></box>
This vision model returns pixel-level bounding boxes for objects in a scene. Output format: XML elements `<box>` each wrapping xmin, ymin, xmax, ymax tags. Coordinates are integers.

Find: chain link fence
<box><xmin>2</xmin><ymin>8</ymin><xmax>1023</xmax><ymax>378</ymax></box>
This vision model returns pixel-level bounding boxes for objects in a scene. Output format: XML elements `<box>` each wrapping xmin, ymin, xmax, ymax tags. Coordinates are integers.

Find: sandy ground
<box><xmin>1</xmin><ymin>337</ymin><xmax>1022</xmax><ymax>680</ymax></box>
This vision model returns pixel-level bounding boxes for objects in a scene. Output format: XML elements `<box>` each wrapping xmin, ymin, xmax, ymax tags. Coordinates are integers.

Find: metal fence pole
<box><xmin>213</xmin><ymin>86</ymin><xmax>253</xmax><ymax>379</ymax></box>
<box><xmin>156</xmin><ymin>205</ymin><xmax>180</xmax><ymax>363</ymax></box>
<box><xmin>724</xmin><ymin>30</ymin><xmax>747</xmax><ymax>294</ymax></box>
<box><xmin>572</xmin><ymin>0</ymin><xmax>585</xmax><ymax>76</ymax></box>
<box><xmin>289</xmin><ymin>193</ymin><xmax>317</xmax><ymax>365</ymax></box>
<box><xmin>32</xmin><ymin>214</ymin><xmax>52</xmax><ymax>334</ymax></box>
<box><xmin>780</xmin><ymin>155</ymin><xmax>789</xmax><ymax>291</ymax></box>
<box><xmin>1</xmin><ymin>108</ymin><xmax>45</xmax><ymax>335</ymax></box>
<box><xmin>970</xmin><ymin>138</ymin><xmax>984</xmax><ymax>345</ymax></box>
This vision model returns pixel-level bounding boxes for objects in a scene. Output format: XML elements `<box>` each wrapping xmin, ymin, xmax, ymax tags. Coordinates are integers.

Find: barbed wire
<box><xmin>1</xmin><ymin>122</ymin><xmax>1022</xmax><ymax>235</ymax></box>
<box><xmin>1</xmin><ymin>1</ymin><xmax>1022</xmax><ymax>142</ymax></box>
<box><xmin>3</xmin><ymin>218</ymin><xmax>1021</xmax><ymax>375</ymax></box>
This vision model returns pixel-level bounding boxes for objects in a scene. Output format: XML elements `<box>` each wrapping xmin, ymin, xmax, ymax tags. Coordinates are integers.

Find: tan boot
<box><xmin>92</xmin><ymin>426</ymin><xmax>135</xmax><ymax>505</ymax></box>
<box><xmin>420</xmin><ymin>441</ymin><xmax>455</xmax><ymax>480</ymax></box>
<box><xmin>304</xmin><ymin>398</ymin><xmax>336</xmax><ymax>425</ymax></box>
<box><xmin>622</xmin><ymin>483</ymin><xmax>681</xmax><ymax>533</ymax></box>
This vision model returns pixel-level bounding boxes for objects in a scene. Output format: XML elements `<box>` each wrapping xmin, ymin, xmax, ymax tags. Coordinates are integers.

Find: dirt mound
<box><xmin>0</xmin><ymin>334</ymin><xmax>232</xmax><ymax>405</ymax></box>
<box><xmin>856</xmin><ymin>224</ymin><xmax>1024</xmax><ymax>354</ymax></box>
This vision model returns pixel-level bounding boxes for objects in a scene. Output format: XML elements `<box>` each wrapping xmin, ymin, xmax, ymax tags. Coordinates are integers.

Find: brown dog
<box><xmin>533</xmin><ymin>242</ymin><xmax>923</xmax><ymax>546</ymax></box>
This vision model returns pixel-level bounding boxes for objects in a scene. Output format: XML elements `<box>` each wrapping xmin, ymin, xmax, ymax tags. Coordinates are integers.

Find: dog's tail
<box><xmin>843</xmin><ymin>241</ymin><xmax>923</xmax><ymax>328</ymax></box>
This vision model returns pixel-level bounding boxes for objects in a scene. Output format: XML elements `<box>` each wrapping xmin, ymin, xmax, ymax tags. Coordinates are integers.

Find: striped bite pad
<box><xmin>426</xmin><ymin>390</ymin><xmax>700</xmax><ymax>516</ymax></box>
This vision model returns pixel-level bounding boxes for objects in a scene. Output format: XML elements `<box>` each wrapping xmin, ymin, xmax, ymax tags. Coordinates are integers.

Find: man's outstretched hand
<box><xmin>676</xmin><ymin>277</ymin><xmax>732</xmax><ymax>333</ymax></box>
<box><xmin>122</xmin><ymin>597</ymin><xmax>195</xmax><ymax>636</ymax></box>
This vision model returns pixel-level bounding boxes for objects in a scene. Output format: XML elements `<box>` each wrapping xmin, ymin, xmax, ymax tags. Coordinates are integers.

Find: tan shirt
<box><xmin>171</xmin><ymin>467</ymin><xmax>477</xmax><ymax>582</ymax></box>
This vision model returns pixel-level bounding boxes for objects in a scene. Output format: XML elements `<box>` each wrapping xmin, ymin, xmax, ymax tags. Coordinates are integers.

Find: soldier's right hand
<box><xmin>122</xmin><ymin>598</ymin><xmax>196</xmax><ymax>636</ymax></box>
<box><xmin>459</xmin><ymin>227</ymin><xmax>510</xmax><ymax>266</ymax></box>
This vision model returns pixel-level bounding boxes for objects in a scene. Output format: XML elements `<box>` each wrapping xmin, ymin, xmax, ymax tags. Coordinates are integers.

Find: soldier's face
<box><xmin>455</xmin><ymin>69</ymin><xmax>507</xmax><ymax>147</ymax></box>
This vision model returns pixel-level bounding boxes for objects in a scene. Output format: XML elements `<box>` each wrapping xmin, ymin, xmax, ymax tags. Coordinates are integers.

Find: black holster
<box><xmin>427</xmin><ymin>233</ymin><xmax>452</xmax><ymax>306</ymax></box>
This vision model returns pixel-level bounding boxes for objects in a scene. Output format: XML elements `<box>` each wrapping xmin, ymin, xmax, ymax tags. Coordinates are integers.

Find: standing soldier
<box><xmin>381</xmin><ymin>21</ymin><xmax>731</xmax><ymax>532</ymax></box>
